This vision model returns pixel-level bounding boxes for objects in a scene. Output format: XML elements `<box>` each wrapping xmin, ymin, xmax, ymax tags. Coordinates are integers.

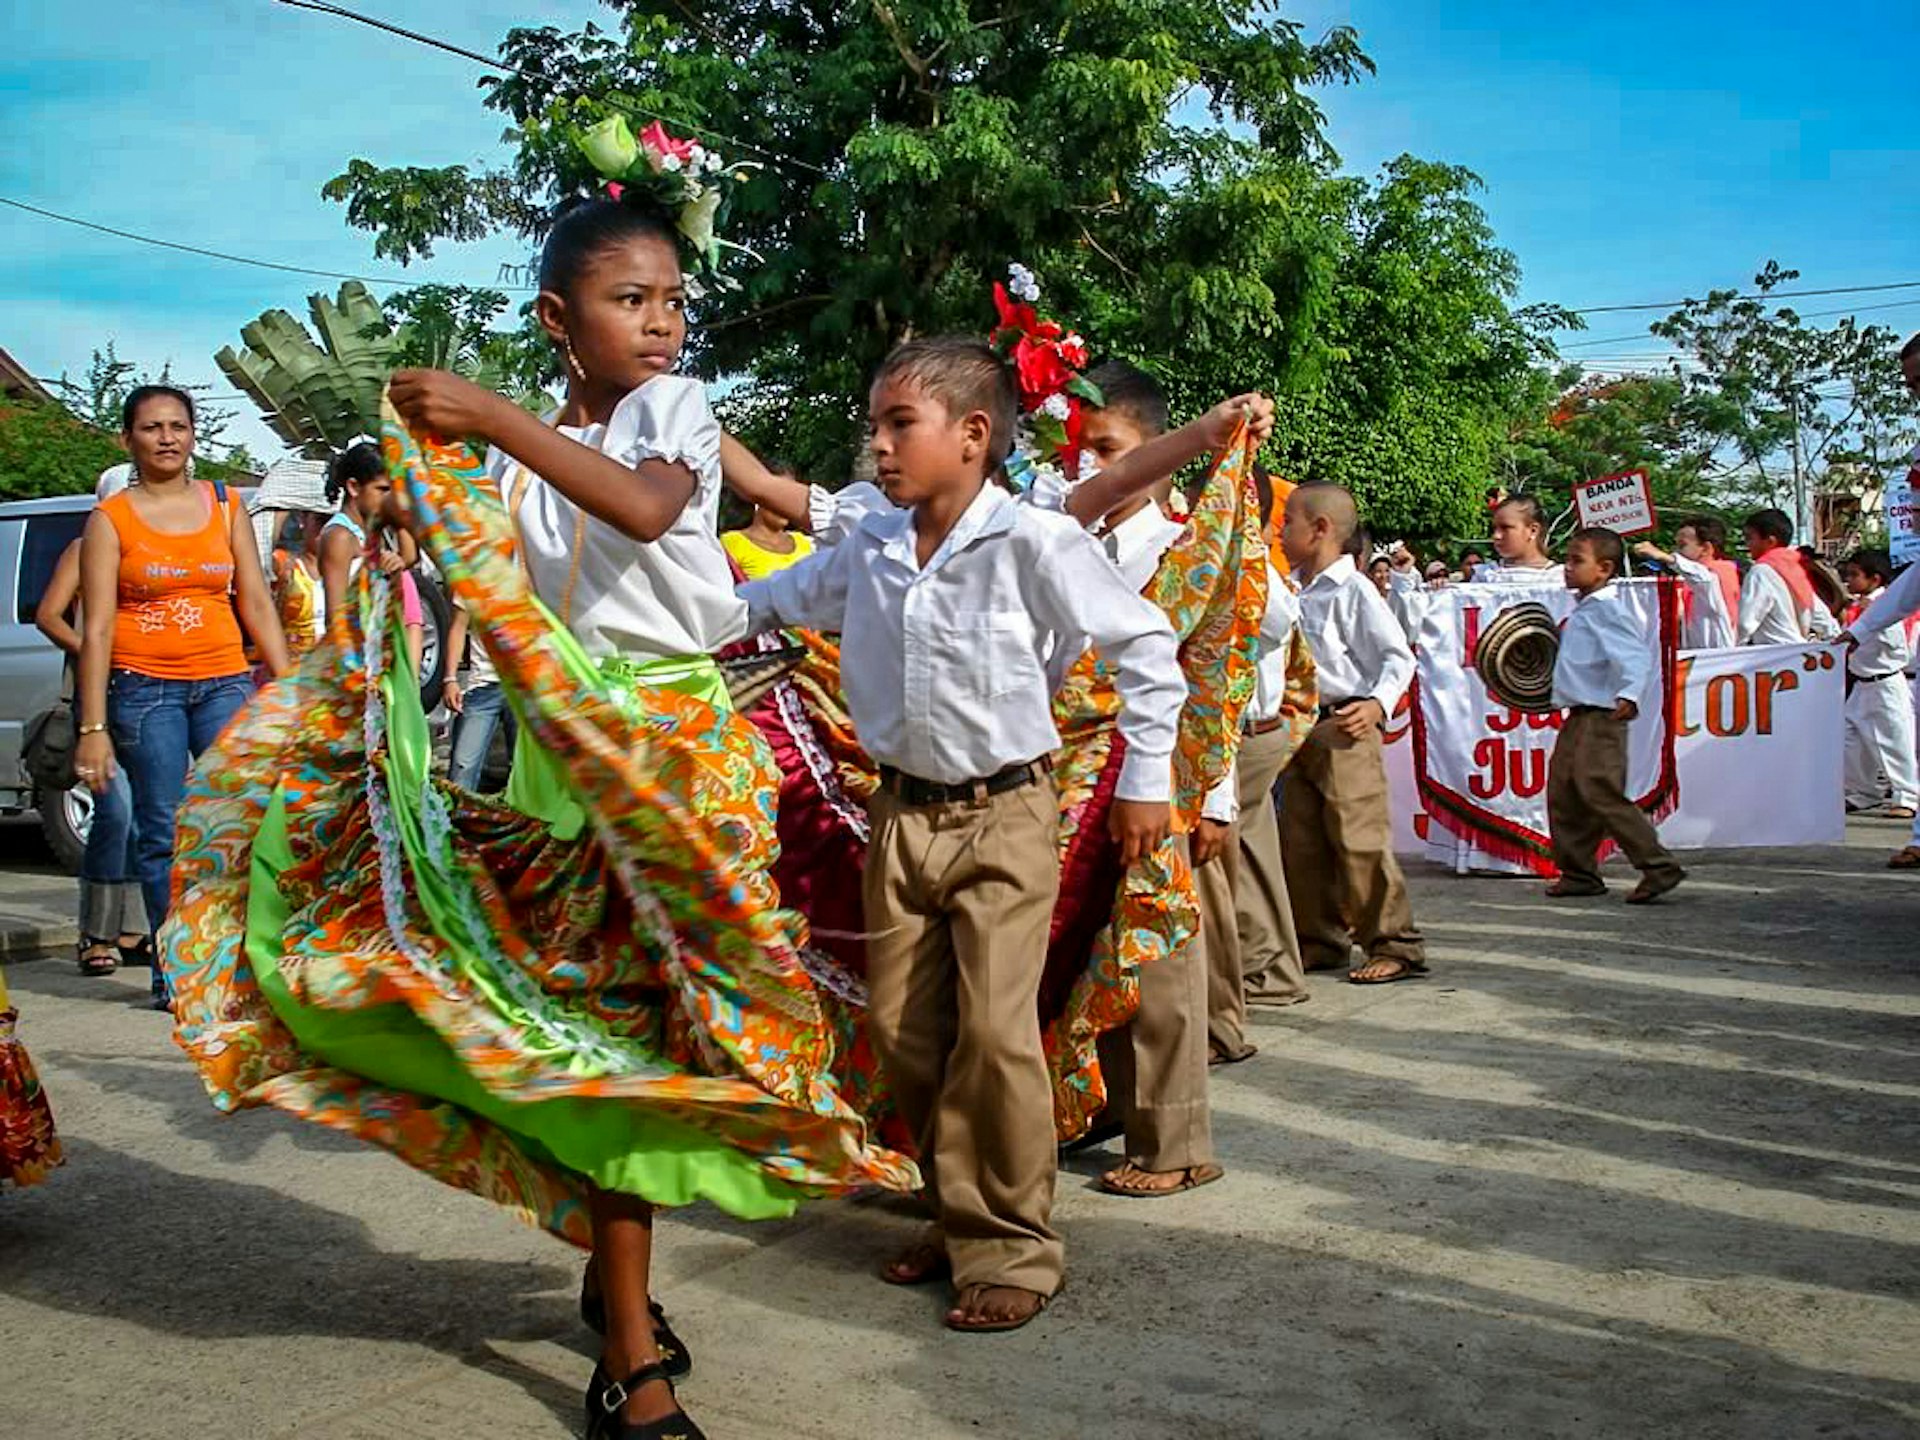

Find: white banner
<box><xmin>1385</xmin><ymin>639</ymin><xmax>1846</xmax><ymax>856</ymax></box>
<box><xmin>1888</xmin><ymin>471</ymin><xmax>1920</xmax><ymax>567</ymax></box>
<box><xmin>1406</xmin><ymin>578</ymin><xmax>1679</xmax><ymax>874</ymax></box>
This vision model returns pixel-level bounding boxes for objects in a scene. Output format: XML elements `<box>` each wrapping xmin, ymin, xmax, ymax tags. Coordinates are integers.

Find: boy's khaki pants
<box><xmin>1280</xmin><ymin>717</ymin><xmax>1427</xmax><ymax>972</ymax></box>
<box><xmin>863</xmin><ymin>780</ymin><xmax>1065</xmax><ymax>1298</ymax></box>
<box><xmin>1230</xmin><ymin>723</ymin><xmax>1309</xmax><ymax>1018</ymax></box>
<box><xmin>1098</xmin><ymin>835</ymin><xmax>1215</xmax><ymax>1172</ymax></box>
<box><xmin>1547</xmin><ymin>707</ymin><xmax>1683</xmax><ymax>888</ymax></box>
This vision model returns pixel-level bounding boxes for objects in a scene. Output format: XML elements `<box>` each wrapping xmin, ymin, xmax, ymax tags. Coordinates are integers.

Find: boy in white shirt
<box><xmin>1275</xmin><ymin>484</ymin><xmax>1429</xmax><ymax>983</ymax></box>
<box><xmin>1839</xmin><ymin>549</ymin><xmax>1918</xmax><ymax>820</ymax></box>
<box><xmin>1544</xmin><ymin>527</ymin><xmax>1687</xmax><ymax>903</ymax></box>
<box><xmin>739</xmin><ymin>338</ymin><xmax>1186</xmax><ymax>1333</ymax></box>
<box><xmin>1740</xmin><ymin>509</ymin><xmax>1821</xmax><ymax>645</ymax></box>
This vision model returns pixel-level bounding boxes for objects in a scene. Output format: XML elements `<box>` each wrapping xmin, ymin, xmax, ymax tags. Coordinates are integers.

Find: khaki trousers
<box><xmin>863</xmin><ymin>781</ymin><xmax>1065</xmax><ymax>1297</ymax></box>
<box><xmin>1098</xmin><ymin>831</ymin><xmax>1215</xmax><ymax>1171</ymax></box>
<box><xmin>1280</xmin><ymin>718</ymin><xmax>1427</xmax><ymax>972</ymax></box>
<box><xmin>1233</xmin><ymin>724</ymin><xmax>1308</xmax><ymax>1012</ymax></box>
<box><xmin>1547</xmin><ymin>708</ymin><xmax>1682</xmax><ymax>889</ymax></box>
<box><xmin>1198</xmin><ymin>829</ymin><xmax>1251</xmax><ymax>1060</ymax></box>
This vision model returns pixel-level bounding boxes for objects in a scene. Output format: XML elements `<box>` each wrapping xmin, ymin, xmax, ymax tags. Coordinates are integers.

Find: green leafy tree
<box><xmin>323</xmin><ymin>5</ymin><xmax>1369</xmax><ymax>456</ymax></box>
<box><xmin>1502</xmin><ymin>369</ymin><xmax>1723</xmax><ymax>545</ymax></box>
<box><xmin>1650</xmin><ymin>262</ymin><xmax>1919</xmax><ymax>541</ymax></box>
<box><xmin>321</xmin><ymin>6</ymin><xmax>1552</xmax><ymax>533</ymax></box>
<box><xmin>380</xmin><ymin>284</ymin><xmax>555</xmax><ymax>411</ymax></box>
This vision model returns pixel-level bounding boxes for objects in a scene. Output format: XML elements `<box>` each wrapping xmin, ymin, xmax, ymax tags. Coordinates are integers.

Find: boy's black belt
<box><xmin>1855</xmin><ymin>671</ymin><xmax>1905</xmax><ymax>683</ymax></box>
<box><xmin>878</xmin><ymin>757</ymin><xmax>1051</xmax><ymax>807</ymax></box>
<box><xmin>1318</xmin><ymin>698</ymin><xmax>1361</xmax><ymax>718</ymax></box>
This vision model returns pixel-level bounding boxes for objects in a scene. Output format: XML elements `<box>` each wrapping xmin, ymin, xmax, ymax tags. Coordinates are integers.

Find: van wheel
<box><xmin>36</xmin><ymin>782</ymin><xmax>92</xmax><ymax>874</ymax></box>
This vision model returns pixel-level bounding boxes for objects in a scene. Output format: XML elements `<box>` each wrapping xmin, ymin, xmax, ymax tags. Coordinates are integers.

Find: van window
<box><xmin>15</xmin><ymin>512</ymin><xmax>88</xmax><ymax>623</ymax></box>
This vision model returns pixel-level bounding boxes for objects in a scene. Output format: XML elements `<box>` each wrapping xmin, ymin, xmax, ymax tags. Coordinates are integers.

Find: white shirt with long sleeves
<box><xmin>1739</xmin><ymin>562</ymin><xmax>1805</xmax><ymax>646</ymax></box>
<box><xmin>1552</xmin><ymin>582</ymin><xmax>1655</xmax><ymax>710</ymax></box>
<box><xmin>494</xmin><ymin>376</ymin><xmax>746</xmax><ymax>661</ymax></box>
<box><xmin>1669</xmin><ymin>553</ymin><xmax>1736</xmax><ymax>649</ymax></box>
<box><xmin>741</xmin><ymin>482</ymin><xmax>1185</xmax><ymax>801</ymax></box>
<box><xmin>1295</xmin><ymin>554</ymin><xmax>1415</xmax><ymax>713</ymax></box>
<box><xmin>1247</xmin><ymin>567</ymin><xmax>1302</xmax><ymax>723</ymax></box>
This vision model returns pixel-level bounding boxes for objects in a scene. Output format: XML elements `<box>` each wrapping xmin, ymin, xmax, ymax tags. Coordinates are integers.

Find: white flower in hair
<box><xmin>1007</xmin><ymin>262</ymin><xmax>1041</xmax><ymax>303</ymax></box>
<box><xmin>1041</xmin><ymin>392</ymin><xmax>1071</xmax><ymax>420</ymax></box>
<box><xmin>660</xmin><ymin>152</ymin><xmax>684</xmax><ymax>173</ymax></box>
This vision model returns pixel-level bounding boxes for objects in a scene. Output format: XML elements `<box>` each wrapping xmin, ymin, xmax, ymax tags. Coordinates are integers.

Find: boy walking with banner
<box><xmin>1544</xmin><ymin>528</ymin><xmax>1687</xmax><ymax>903</ymax></box>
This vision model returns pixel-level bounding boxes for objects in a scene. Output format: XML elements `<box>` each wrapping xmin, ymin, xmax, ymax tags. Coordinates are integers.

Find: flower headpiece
<box><xmin>576</xmin><ymin>114</ymin><xmax>757</xmax><ymax>295</ymax></box>
<box><xmin>989</xmin><ymin>264</ymin><xmax>1102</xmax><ymax>487</ymax></box>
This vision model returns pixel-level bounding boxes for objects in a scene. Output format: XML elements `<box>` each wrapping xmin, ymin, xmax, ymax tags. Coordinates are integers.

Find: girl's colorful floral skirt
<box><xmin>159</xmin><ymin>403</ymin><xmax>915</xmax><ymax>1249</ymax></box>
<box><xmin>0</xmin><ymin>972</ymin><xmax>61</xmax><ymax>1189</ymax></box>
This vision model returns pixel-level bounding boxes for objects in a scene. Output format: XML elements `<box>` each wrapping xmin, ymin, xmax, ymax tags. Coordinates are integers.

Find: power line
<box><xmin>0</xmin><ymin>195</ymin><xmax>533</xmax><ymax>292</ymax></box>
<box><xmin>1558</xmin><ymin>296</ymin><xmax>1920</xmax><ymax>352</ymax></box>
<box><xmin>1567</xmin><ymin>278</ymin><xmax>1920</xmax><ymax>317</ymax></box>
<box><xmin>273</xmin><ymin>0</ymin><xmax>827</xmax><ymax>177</ymax></box>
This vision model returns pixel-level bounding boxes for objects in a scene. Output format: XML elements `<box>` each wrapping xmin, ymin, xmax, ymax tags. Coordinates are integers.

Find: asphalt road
<box><xmin>1</xmin><ymin>816</ymin><xmax>1916</xmax><ymax>1439</ymax></box>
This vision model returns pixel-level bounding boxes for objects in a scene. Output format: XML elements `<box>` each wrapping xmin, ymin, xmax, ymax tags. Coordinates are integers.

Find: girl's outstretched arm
<box><xmin>389</xmin><ymin>369</ymin><xmax>696</xmax><ymax>544</ymax></box>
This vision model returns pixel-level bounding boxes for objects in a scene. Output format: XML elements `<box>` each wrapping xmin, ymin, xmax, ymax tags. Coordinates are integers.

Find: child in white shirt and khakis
<box><xmin>740</xmin><ymin>338</ymin><xmax>1186</xmax><ymax>1334</ymax></box>
<box><xmin>1275</xmin><ymin>484</ymin><xmax>1429</xmax><ymax>984</ymax></box>
<box><xmin>1544</xmin><ymin>527</ymin><xmax>1687</xmax><ymax>903</ymax></box>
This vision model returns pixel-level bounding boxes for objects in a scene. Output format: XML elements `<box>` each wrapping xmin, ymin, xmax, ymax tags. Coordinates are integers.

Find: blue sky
<box><xmin>3</xmin><ymin>0</ymin><xmax>1914</xmax><ymax>460</ymax></box>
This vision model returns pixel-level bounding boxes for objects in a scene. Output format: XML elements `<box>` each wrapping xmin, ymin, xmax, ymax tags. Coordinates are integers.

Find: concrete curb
<box><xmin>0</xmin><ymin>918</ymin><xmax>77</xmax><ymax>962</ymax></box>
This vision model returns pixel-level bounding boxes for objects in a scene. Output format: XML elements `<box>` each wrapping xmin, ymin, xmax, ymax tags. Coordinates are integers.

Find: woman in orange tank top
<box><xmin>74</xmin><ymin>386</ymin><xmax>291</xmax><ymax>1010</ymax></box>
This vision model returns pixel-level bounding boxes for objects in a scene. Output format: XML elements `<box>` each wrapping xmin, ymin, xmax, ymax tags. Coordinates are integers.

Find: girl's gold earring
<box><xmin>562</xmin><ymin>334</ymin><xmax>588</xmax><ymax>382</ymax></box>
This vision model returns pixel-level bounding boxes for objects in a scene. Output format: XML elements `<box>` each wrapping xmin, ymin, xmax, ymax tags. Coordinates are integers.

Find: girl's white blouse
<box><xmin>492</xmin><ymin>376</ymin><xmax>748</xmax><ymax>661</ymax></box>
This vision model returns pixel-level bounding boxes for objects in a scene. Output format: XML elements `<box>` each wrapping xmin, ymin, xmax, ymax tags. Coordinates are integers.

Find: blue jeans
<box><xmin>78</xmin><ymin>766</ymin><xmax>146</xmax><ymax>942</ymax></box>
<box><xmin>447</xmin><ymin>682</ymin><xmax>514</xmax><ymax>791</ymax></box>
<box><xmin>110</xmin><ymin>670</ymin><xmax>253</xmax><ymax>990</ymax></box>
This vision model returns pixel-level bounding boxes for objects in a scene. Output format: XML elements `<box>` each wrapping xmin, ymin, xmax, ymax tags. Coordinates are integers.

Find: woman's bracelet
<box><xmin>78</xmin><ymin>722</ymin><xmax>108</xmax><ymax>735</ymax></box>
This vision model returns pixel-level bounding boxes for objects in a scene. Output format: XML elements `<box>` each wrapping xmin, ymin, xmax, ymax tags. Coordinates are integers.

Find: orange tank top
<box><xmin>101</xmin><ymin>483</ymin><xmax>249</xmax><ymax>681</ymax></box>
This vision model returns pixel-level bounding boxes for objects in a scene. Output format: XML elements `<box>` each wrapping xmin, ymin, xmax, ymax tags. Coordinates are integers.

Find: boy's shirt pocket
<box><xmin>945</xmin><ymin>609</ymin><xmax>1038</xmax><ymax>703</ymax></box>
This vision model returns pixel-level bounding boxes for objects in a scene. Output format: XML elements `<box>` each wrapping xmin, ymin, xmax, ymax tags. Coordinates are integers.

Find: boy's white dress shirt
<box><xmin>1667</xmin><ymin>553</ymin><xmax>1737</xmax><ymax>649</ymax></box>
<box><xmin>741</xmin><ymin>482</ymin><xmax>1185</xmax><ymax>801</ymax></box>
<box><xmin>1295</xmin><ymin>555</ymin><xmax>1415</xmax><ymax>712</ymax></box>
<box><xmin>1738</xmin><ymin>562</ymin><xmax>1806</xmax><ymax>646</ymax></box>
<box><xmin>1551</xmin><ymin>582</ymin><xmax>1654</xmax><ymax>711</ymax></box>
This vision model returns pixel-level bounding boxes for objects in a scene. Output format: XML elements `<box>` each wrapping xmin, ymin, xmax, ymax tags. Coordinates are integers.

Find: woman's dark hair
<box><xmin>326</xmin><ymin>442</ymin><xmax>384</xmax><ymax>507</ymax></box>
<box><xmin>121</xmin><ymin>384</ymin><xmax>196</xmax><ymax>432</ymax></box>
<box><xmin>539</xmin><ymin>195</ymin><xmax>682</xmax><ymax>297</ymax></box>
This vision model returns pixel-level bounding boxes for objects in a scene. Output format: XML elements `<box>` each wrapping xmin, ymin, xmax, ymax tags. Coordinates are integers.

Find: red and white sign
<box><xmin>1574</xmin><ymin>468</ymin><xmax>1658</xmax><ymax>536</ymax></box>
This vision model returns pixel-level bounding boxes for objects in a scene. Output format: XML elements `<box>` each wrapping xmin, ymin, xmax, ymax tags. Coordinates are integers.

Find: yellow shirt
<box><xmin>722</xmin><ymin>528</ymin><xmax>814</xmax><ymax>580</ymax></box>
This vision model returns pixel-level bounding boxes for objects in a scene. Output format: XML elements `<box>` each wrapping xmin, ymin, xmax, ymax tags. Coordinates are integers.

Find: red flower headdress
<box><xmin>988</xmin><ymin>264</ymin><xmax>1102</xmax><ymax>485</ymax></box>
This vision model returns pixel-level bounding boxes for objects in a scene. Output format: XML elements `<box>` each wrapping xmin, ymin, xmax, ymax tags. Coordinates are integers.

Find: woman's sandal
<box><xmin>945</xmin><ymin>1284</ymin><xmax>1050</xmax><ymax>1334</ymax></box>
<box><xmin>585</xmin><ymin>1359</ymin><xmax>706</xmax><ymax>1440</ymax></box>
<box><xmin>117</xmin><ymin>935</ymin><xmax>154</xmax><ymax>969</ymax></box>
<box><xmin>1888</xmin><ymin>846</ymin><xmax>1920</xmax><ymax>871</ymax></box>
<box><xmin>76</xmin><ymin>940</ymin><xmax>119</xmax><ymax>977</ymax></box>
<box><xmin>579</xmin><ymin>1265</ymin><xmax>692</xmax><ymax>1379</ymax></box>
